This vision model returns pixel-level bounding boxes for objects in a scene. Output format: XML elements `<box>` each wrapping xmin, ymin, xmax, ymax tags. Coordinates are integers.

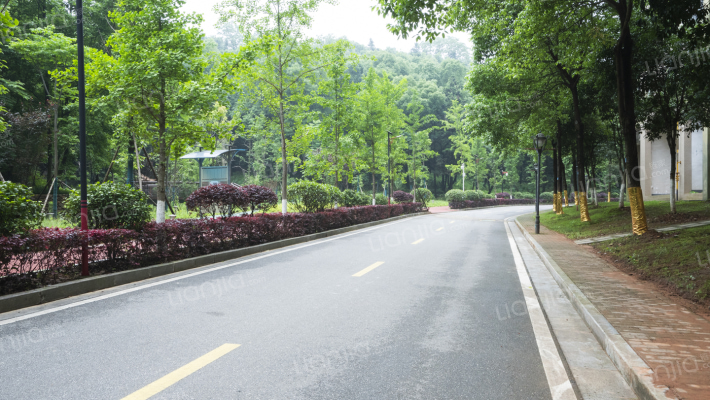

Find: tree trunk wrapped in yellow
<box><xmin>564</xmin><ymin>190</ymin><xmax>569</xmax><ymax>207</ymax></box>
<box><xmin>608</xmin><ymin>192</ymin><xmax>611</xmax><ymax>202</ymax></box>
<box><xmin>627</xmin><ymin>186</ymin><xmax>648</xmax><ymax>235</ymax></box>
<box><xmin>552</xmin><ymin>193</ymin><xmax>558</xmax><ymax>212</ymax></box>
<box><xmin>556</xmin><ymin>193</ymin><xmax>564</xmax><ymax>215</ymax></box>
<box><xmin>579</xmin><ymin>192</ymin><xmax>590</xmax><ymax>221</ymax></box>
<box><xmin>574</xmin><ymin>191</ymin><xmax>579</xmax><ymax>206</ymax></box>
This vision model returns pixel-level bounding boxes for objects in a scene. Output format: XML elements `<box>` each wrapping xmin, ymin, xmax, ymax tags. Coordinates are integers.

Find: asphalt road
<box><xmin>0</xmin><ymin>206</ymin><xmax>554</xmax><ymax>400</ymax></box>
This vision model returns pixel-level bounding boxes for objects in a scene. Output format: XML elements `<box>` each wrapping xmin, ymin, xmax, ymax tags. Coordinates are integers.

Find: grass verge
<box><xmin>590</xmin><ymin>226</ymin><xmax>710</xmax><ymax>307</ymax></box>
<box><xmin>541</xmin><ymin>200</ymin><xmax>710</xmax><ymax>240</ymax></box>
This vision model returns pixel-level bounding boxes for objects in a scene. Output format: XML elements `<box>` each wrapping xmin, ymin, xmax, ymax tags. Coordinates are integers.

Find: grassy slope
<box><xmin>591</xmin><ymin>226</ymin><xmax>710</xmax><ymax>305</ymax></box>
<box><xmin>540</xmin><ymin>200</ymin><xmax>710</xmax><ymax>240</ymax></box>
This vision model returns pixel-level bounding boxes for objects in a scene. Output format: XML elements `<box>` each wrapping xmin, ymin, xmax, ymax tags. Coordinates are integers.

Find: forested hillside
<box><xmin>0</xmin><ymin>0</ymin><xmax>551</xmax><ymax>205</ymax></box>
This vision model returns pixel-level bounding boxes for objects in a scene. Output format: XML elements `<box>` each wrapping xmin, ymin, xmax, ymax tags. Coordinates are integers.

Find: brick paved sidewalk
<box><xmin>518</xmin><ymin>213</ymin><xmax>710</xmax><ymax>400</ymax></box>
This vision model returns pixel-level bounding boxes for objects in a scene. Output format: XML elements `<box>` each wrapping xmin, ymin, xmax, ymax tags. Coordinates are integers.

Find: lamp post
<box><xmin>534</xmin><ymin>133</ymin><xmax>547</xmax><ymax>234</ymax></box>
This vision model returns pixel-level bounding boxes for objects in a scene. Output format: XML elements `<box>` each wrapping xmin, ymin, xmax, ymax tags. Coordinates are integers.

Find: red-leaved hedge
<box><xmin>0</xmin><ymin>204</ymin><xmax>422</xmax><ymax>295</ymax></box>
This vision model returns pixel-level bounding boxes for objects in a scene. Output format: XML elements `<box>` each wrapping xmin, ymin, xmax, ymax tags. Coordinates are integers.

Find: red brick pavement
<box><xmin>518</xmin><ymin>213</ymin><xmax>710</xmax><ymax>400</ymax></box>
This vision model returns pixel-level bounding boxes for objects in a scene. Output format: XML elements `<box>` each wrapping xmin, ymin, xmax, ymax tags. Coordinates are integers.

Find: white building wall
<box><xmin>650</xmin><ymin>138</ymin><xmax>672</xmax><ymax>195</ymax></box>
<box><xmin>692</xmin><ymin>130</ymin><xmax>703</xmax><ymax>191</ymax></box>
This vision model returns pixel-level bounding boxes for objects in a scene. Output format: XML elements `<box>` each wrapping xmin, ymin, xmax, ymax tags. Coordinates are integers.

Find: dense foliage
<box><xmin>393</xmin><ymin>190</ymin><xmax>413</xmax><ymax>203</ymax></box>
<box><xmin>0</xmin><ymin>181</ymin><xmax>43</xmax><ymax>236</ymax></box>
<box><xmin>289</xmin><ymin>181</ymin><xmax>340</xmax><ymax>213</ymax></box>
<box><xmin>185</xmin><ymin>184</ymin><xmax>248</xmax><ymax>219</ymax></box>
<box><xmin>241</xmin><ymin>185</ymin><xmax>278</xmax><ymax>216</ymax></box>
<box><xmin>412</xmin><ymin>188</ymin><xmax>433</xmax><ymax>209</ymax></box>
<box><xmin>61</xmin><ymin>181</ymin><xmax>152</xmax><ymax>230</ymax></box>
<box><xmin>340</xmin><ymin>189</ymin><xmax>371</xmax><ymax>207</ymax></box>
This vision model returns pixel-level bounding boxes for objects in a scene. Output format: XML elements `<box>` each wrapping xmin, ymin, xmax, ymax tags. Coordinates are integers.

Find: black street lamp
<box><xmin>76</xmin><ymin>0</ymin><xmax>88</xmax><ymax>275</ymax></box>
<box><xmin>534</xmin><ymin>133</ymin><xmax>547</xmax><ymax>234</ymax></box>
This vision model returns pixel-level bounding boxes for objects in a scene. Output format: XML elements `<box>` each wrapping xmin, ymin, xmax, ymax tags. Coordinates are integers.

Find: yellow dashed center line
<box><xmin>412</xmin><ymin>238</ymin><xmax>424</xmax><ymax>245</ymax></box>
<box><xmin>436</xmin><ymin>227</ymin><xmax>444</xmax><ymax>231</ymax></box>
<box><xmin>353</xmin><ymin>262</ymin><xmax>385</xmax><ymax>277</ymax></box>
<box><xmin>121</xmin><ymin>343</ymin><xmax>241</xmax><ymax>400</ymax></box>
<box><xmin>450</xmin><ymin>221</ymin><xmax>455</xmax><ymax>224</ymax></box>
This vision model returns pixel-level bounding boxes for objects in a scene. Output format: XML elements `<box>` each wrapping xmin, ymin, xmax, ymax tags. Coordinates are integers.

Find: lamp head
<box><xmin>533</xmin><ymin>133</ymin><xmax>547</xmax><ymax>152</ymax></box>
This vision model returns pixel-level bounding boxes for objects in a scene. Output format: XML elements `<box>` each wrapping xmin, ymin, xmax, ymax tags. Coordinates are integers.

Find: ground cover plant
<box><xmin>591</xmin><ymin>225</ymin><xmax>710</xmax><ymax>306</ymax></box>
<box><xmin>541</xmin><ymin>201</ymin><xmax>710</xmax><ymax>240</ymax></box>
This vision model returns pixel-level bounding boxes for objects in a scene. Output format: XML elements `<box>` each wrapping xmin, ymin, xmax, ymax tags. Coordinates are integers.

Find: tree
<box><xmin>404</xmin><ymin>93</ymin><xmax>437</xmax><ymax>196</ymax></box>
<box><xmin>354</xmin><ymin>68</ymin><xmax>387</xmax><ymax>203</ymax></box>
<box><xmin>90</xmin><ymin>0</ymin><xmax>240</xmax><ymax>222</ymax></box>
<box><xmin>217</xmin><ymin>0</ymin><xmax>335</xmax><ymax>214</ymax></box>
<box><xmin>291</xmin><ymin>41</ymin><xmax>359</xmax><ymax>187</ymax></box>
<box><xmin>10</xmin><ymin>26</ymin><xmax>77</xmax><ymax>215</ymax></box>
<box><xmin>0</xmin><ymin>7</ymin><xmax>21</xmax><ymax>136</ymax></box>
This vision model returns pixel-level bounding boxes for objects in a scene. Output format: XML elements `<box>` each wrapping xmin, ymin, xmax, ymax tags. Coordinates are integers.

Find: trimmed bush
<box><xmin>340</xmin><ymin>189</ymin><xmax>370</xmax><ymax>207</ymax></box>
<box><xmin>289</xmin><ymin>181</ymin><xmax>336</xmax><ymax>213</ymax></box>
<box><xmin>185</xmin><ymin>184</ymin><xmax>247</xmax><ymax>219</ymax></box>
<box><xmin>464</xmin><ymin>190</ymin><xmax>480</xmax><ymax>201</ymax></box>
<box><xmin>445</xmin><ymin>189</ymin><xmax>466</xmax><ymax>202</ymax></box>
<box><xmin>375</xmin><ymin>193</ymin><xmax>388</xmax><ymax>205</ymax></box>
<box><xmin>61</xmin><ymin>181</ymin><xmax>152</xmax><ymax>230</ymax></box>
<box><xmin>496</xmin><ymin>192</ymin><xmax>511</xmax><ymax>199</ymax></box>
<box><xmin>0</xmin><ymin>182</ymin><xmax>43</xmax><ymax>236</ymax></box>
<box><xmin>393</xmin><ymin>190</ymin><xmax>414</xmax><ymax>203</ymax></box>
<box><xmin>412</xmin><ymin>188</ymin><xmax>433</xmax><ymax>209</ymax></box>
<box><xmin>539</xmin><ymin>192</ymin><xmax>554</xmax><ymax>201</ymax></box>
<box><xmin>323</xmin><ymin>184</ymin><xmax>342</xmax><ymax>208</ymax></box>
<box><xmin>513</xmin><ymin>192</ymin><xmax>534</xmax><ymax>200</ymax></box>
<box><xmin>0</xmin><ymin>204</ymin><xmax>424</xmax><ymax>295</ymax></box>
<box><xmin>242</xmin><ymin>185</ymin><xmax>278</xmax><ymax>216</ymax></box>
<box><xmin>449</xmin><ymin>198</ymin><xmax>535</xmax><ymax>209</ymax></box>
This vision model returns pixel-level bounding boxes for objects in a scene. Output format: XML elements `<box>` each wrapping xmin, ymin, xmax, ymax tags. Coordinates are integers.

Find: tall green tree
<box><xmin>11</xmin><ymin>26</ymin><xmax>77</xmax><ymax>208</ymax></box>
<box><xmin>217</xmin><ymin>0</ymin><xmax>335</xmax><ymax>214</ymax></box>
<box><xmin>90</xmin><ymin>0</ymin><xmax>240</xmax><ymax>222</ymax></box>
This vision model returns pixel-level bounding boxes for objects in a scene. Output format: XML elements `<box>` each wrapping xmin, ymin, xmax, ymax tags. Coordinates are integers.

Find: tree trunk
<box><xmin>572</xmin><ymin>153</ymin><xmax>579</xmax><ymax>209</ymax></box>
<box><xmin>570</xmin><ymin>84</ymin><xmax>590</xmax><ymax>222</ymax></box>
<box><xmin>279</xmin><ymin>95</ymin><xmax>288</xmax><ymax>214</ymax></box>
<box><xmin>614</xmin><ymin>4</ymin><xmax>647</xmax><ymax>234</ymax></box>
<box><xmin>668</xmin><ymin>132</ymin><xmax>677</xmax><ymax>213</ymax></box>
<box><xmin>552</xmin><ymin>141</ymin><xmax>558</xmax><ymax>213</ymax></box>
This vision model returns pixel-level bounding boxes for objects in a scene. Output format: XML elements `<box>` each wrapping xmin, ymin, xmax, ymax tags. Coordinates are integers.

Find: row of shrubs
<box><xmin>445</xmin><ymin>189</ymin><xmax>556</xmax><ymax>209</ymax></box>
<box><xmin>287</xmin><ymin>181</ymin><xmax>433</xmax><ymax>212</ymax></box>
<box><xmin>448</xmin><ymin>199</ymin><xmax>536</xmax><ymax>209</ymax></box>
<box><xmin>0</xmin><ymin>203</ymin><xmax>423</xmax><ymax>295</ymax></box>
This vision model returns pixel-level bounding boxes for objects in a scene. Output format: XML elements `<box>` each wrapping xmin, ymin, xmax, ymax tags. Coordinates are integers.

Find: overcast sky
<box><xmin>181</xmin><ymin>0</ymin><xmax>471</xmax><ymax>53</ymax></box>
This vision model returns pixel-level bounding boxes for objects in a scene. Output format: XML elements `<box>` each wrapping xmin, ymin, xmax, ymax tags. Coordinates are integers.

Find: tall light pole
<box><xmin>77</xmin><ymin>0</ymin><xmax>88</xmax><ymax>275</ymax></box>
<box><xmin>534</xmin><ymin>133</ymin><xmax>547</xmax><ymax>234</ymax></box>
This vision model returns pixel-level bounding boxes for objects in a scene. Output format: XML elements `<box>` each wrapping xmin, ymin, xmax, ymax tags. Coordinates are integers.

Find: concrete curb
<box><xmin>513</xmin><ymin>216</ymin><xmax>674</xmax><ymax>400</ymax></box>
<box><xmin>0</xmin><ymin>212</ymin><xmax>428</xmax><ymax>315</ymax></box>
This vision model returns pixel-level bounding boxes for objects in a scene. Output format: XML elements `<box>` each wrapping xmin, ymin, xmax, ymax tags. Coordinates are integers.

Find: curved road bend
<box><xmin>0</xmin><ymin>206</ymin><xmax>561</xmax><ymax>400</ymax></box>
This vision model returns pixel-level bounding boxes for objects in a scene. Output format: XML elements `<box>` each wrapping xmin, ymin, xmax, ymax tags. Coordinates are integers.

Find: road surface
<box><xmin>0</xmin><ymin>206</ymin><xmax>559</xmax><ymax>400</ymax></box>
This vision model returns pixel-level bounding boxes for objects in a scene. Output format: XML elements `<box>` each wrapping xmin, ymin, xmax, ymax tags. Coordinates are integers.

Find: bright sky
<box><xmin>181</xmin><ymin>0</ymin><xmax>471</xmax><ymax>53</ymax></box>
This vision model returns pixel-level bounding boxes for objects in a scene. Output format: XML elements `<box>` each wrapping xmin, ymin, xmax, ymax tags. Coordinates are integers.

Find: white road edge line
<box><xmin>0</xmin><ymin>215</ymin><xmax>424</xmax><ymax>327</ymax></box>
<box><xmin>504</xmin><ymin>218</ymin><xmax>575</xmax><ymax>400</ymax></box>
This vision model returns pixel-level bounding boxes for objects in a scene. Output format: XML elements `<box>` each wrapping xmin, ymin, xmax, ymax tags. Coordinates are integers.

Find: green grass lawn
<box><xmin>540</xmin><ymin>200</ymin><xmax>710</xmax><ymax>240</ymax></box>
<box><xmin>428</xmin><ymin>199</ymin><xmax>449</xmax><ymax>207</ymax></box>
<box><xmin>591</xmin><ymin>225</ymin><xmax>710</xmax><ymax>306</ymax></box>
